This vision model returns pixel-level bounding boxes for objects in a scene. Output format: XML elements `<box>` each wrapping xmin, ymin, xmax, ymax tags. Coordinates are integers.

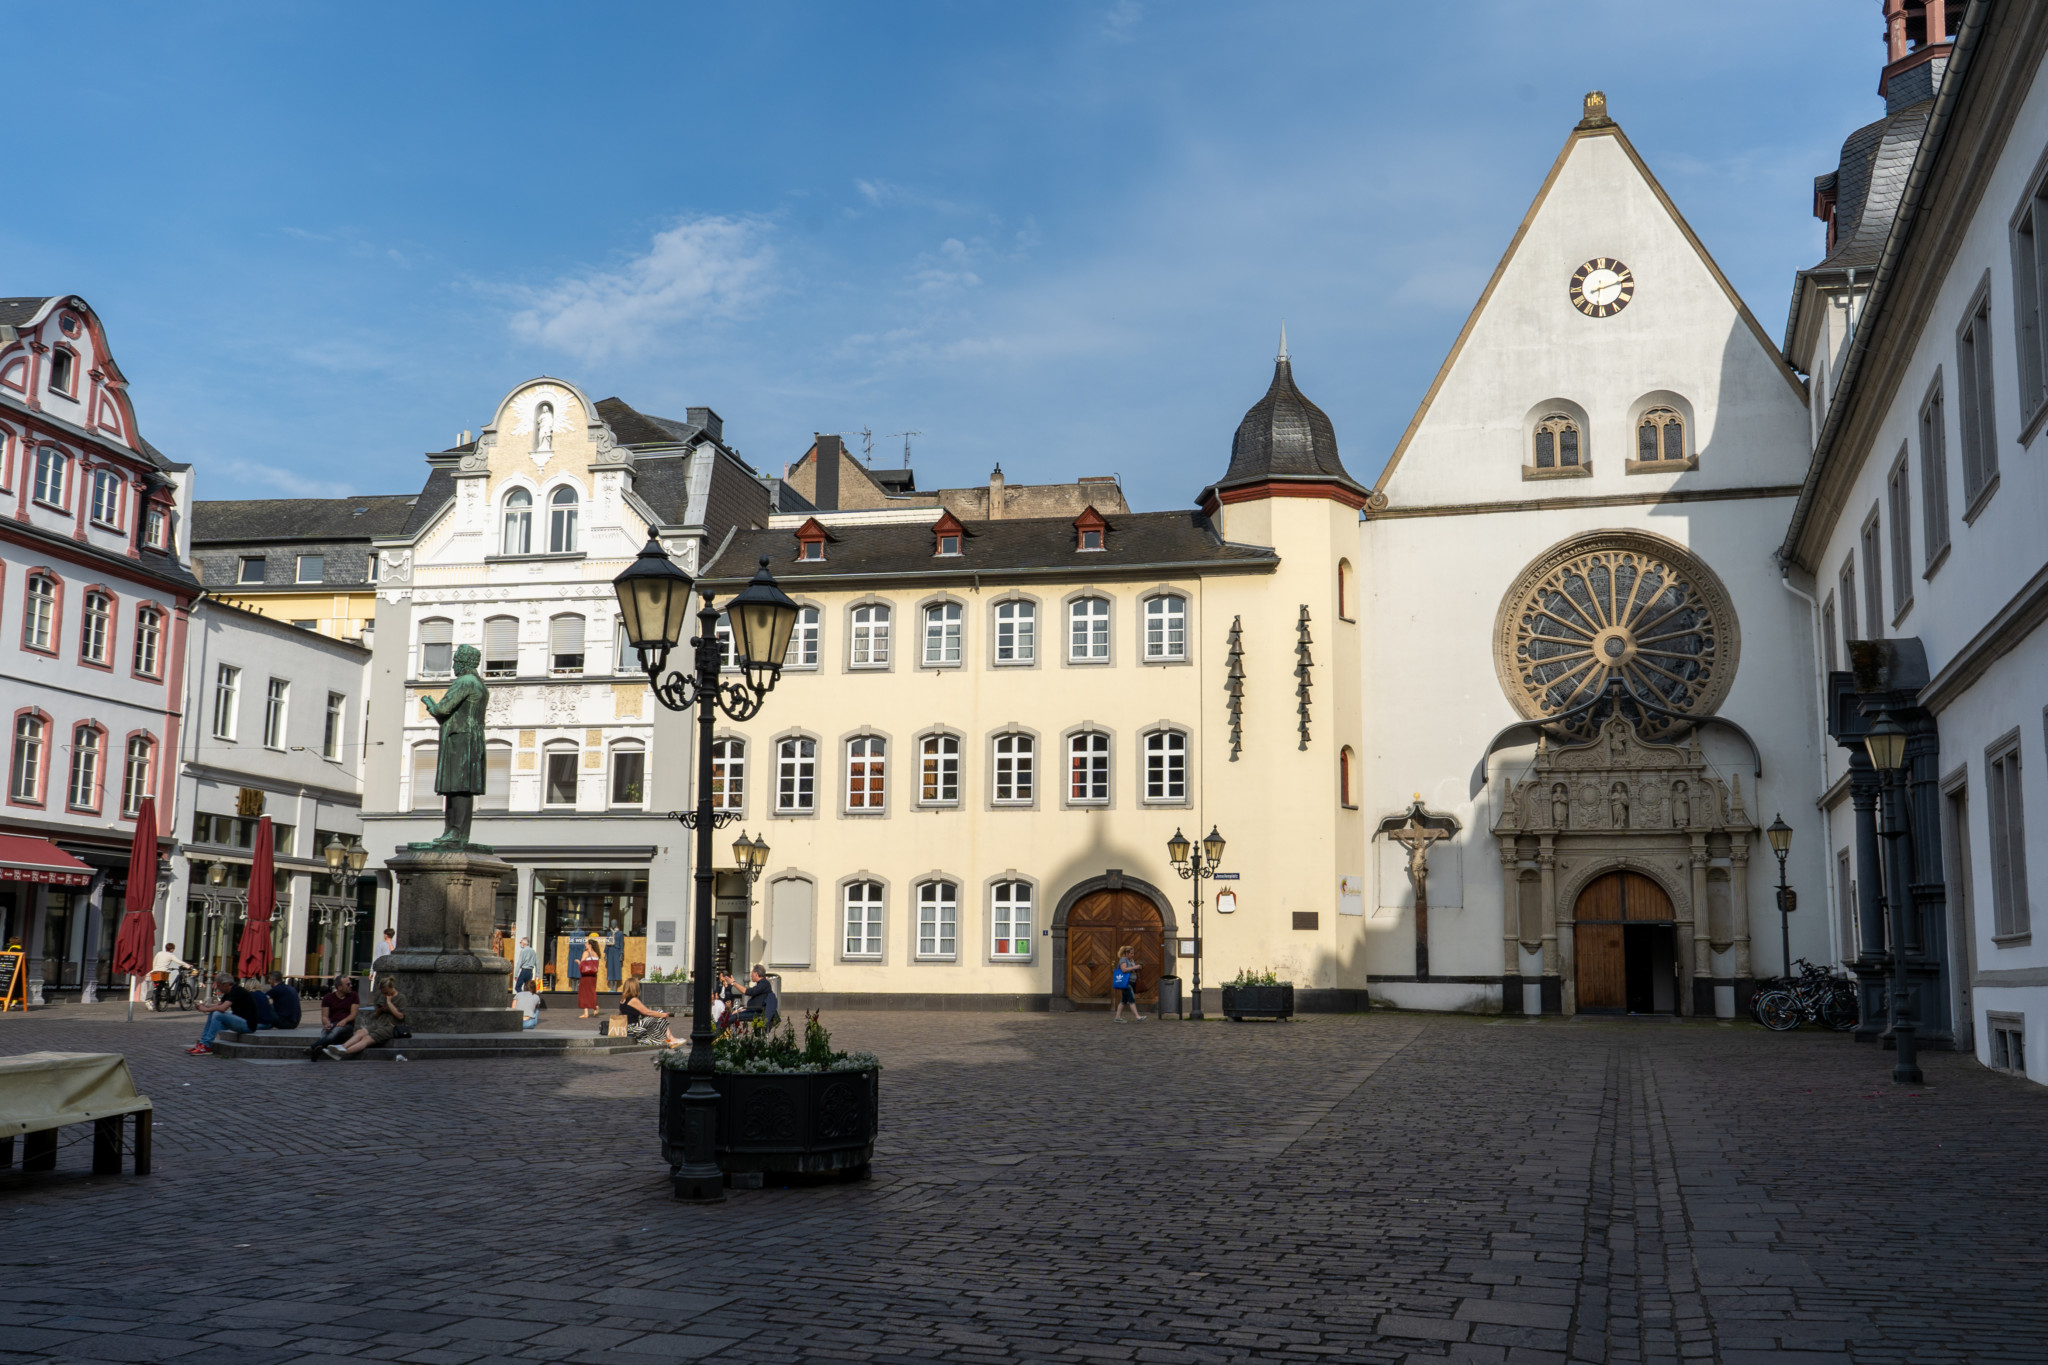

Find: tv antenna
<box><xmin>888</xmin><ymin>430</ymin><xmax>923</xmax><ymax>467</ymax></box>
<box><xmin>824</xmin><ymin>428</ymin><xmax>875</xmax><ymax>464</ymax></box>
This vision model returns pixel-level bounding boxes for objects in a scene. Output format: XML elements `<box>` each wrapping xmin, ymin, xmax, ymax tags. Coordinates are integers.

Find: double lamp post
<box><xmin>1167</xmin><ymin>825</ymin><xmax>1225</xmax><ymax>1019</ymax></box>
<box><xmin>613</xmin><ymin>543</ymin><xmax>802</xmax><ymax>1203</ymax></box>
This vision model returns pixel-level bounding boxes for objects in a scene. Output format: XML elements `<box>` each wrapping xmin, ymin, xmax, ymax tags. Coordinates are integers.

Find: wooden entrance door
<box><xmin>1065</xmin><ymin>890</ymin><xmax>1164</xmax><ymax>1004</ymax></box>
<box><xmin>1573</xmin><ymin>871</ymin><xmax>1673</xmax><ymax>1012</ymax></box>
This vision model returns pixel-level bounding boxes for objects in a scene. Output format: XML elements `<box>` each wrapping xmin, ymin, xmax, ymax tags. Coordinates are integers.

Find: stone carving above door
<box><xmin>1494</xmin><ymin>530</ymin><xmax>1739</xmax><ymax>741</ymax></box>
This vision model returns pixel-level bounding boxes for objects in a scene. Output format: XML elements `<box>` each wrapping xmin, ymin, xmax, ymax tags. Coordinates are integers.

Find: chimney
<box><xmin>815</xmin><ymin>435</ymin><xmax>843</xmax><ymax>510</ymax></box>
<box><xmin>989</xmin><ymin>464</ymin><xmax>1006</xmax><ymax>520</ymax></box>
<box><xmin>687</xmin><ymin>407</ymin><xmax>724</xmax><ymax>442</ymax></box>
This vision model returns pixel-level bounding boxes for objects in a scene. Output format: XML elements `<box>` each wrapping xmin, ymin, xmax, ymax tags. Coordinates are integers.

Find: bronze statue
<box><xmin>419</xmin><ymin>644</ymin><xmax>490</xmax><ymax>849</ymax></box>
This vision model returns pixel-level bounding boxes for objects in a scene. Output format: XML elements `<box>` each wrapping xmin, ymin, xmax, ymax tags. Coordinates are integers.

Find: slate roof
<box><xmin>192</xmin><ymin>494</ymin><xmax>420</xmax><ymax>545</ymax></box>
<box><xmin>1815</xmin><ymin>102</ymin><xmax>1932</xmax><ymax>272</ymax></box>
<box><xmin>597</xmin><ymin>397</ymin><xmax>716</xmax><ymax>449</ymax></box>
<box><xmin>699</xmin><ymin>509</ymin><xmax>1275</xmax><ymax>587</ymax></box>
<box><xmin>0</xmin><ymin>297</ymin><xmax>53</xmax><ymax>328</ymax></box>
<box><xmin>1210</xmin><ymin>355</ymin><xmax>1365</xmax><ymax>498</ymax></box>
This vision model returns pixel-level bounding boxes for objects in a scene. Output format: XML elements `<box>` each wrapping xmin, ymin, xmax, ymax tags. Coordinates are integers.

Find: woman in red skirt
<box><xmin>577</xmin><ymin>936</ymin><xmax>602</xmax><ymax>1016</ymax></box>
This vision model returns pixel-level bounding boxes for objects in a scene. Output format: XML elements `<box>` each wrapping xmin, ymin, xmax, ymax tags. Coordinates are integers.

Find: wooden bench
<box><xmin>0</xmin><ymin>1051</ymin><xmax>153</xmax><ymax>1176</ymax></box>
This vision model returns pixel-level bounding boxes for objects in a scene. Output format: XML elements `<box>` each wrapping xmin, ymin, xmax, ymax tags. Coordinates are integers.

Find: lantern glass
<box><xmin>347</xmin><ymin>838</ymin><xmax>368</xmax><ymax>873</ymax></box>
<box><xmin>724</xmin><ymin>557</ymin><xmax>802</xmax><ymax>670</ymax></box>
<box><xmin>1766</xmin><ymin>814</ymin><xmax>1792</xmax><ymax>858</ymax></box>
<box><xmin>732</xmin><ymin>830</ymin><xmax>754</xmax><ymax>870</ymax></box>
<box><xmin>1166</xmin><ymin>828</ymin><xmax>1191</xmax><ymax>867</ymax></box>
<box><xmin>749</xmin><ymin>832</ymin><xmax>769</xmax><ymax>871</ymax></box>
<box><xmin>611</xmin><ymin>539</ymin><xmax>693</xmax><ymax>654</ymax></box>
<box><xmin>206</xmin><ymin>862</ymin><xmax>225</xmax><ymax>886</ymax></box>
<box><xmin>1863</xmin><ymin>715</ymin><xmax>1909</xmax><ymax>772</ymax></box>
<box><xmin>1202</xmin><ymin>825</ymin><xmax>1227</xmax><ymax>867</ymax></box>
<box><xmin>324</xmin><ymin>834</ymin><xmax>346</xmax><ymax>873</ymax></box>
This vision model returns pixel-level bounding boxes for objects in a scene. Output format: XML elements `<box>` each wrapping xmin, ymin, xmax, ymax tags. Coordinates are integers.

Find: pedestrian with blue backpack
<box><xmin>1112</xmin><ymin>944</ymin><xmax>1145</xmax><ymax>1022</ymax></box>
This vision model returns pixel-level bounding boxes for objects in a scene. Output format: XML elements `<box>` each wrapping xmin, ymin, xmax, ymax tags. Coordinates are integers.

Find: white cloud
<box><xmin>509</xmin><ymin>216</ymin><xmax>775</xmax><ymax>361</ymax></box>
<box><xmin>911</xmin><ymin>238</ymin><xmax>982</xmax><ymax>294</ymax></box>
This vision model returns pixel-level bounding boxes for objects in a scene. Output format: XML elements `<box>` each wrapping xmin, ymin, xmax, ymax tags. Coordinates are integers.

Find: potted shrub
<box><xmin>637</xmin><ymin>968</ymin><xmax>690</xmax><ymax>1013</ymax></box>
<box><xmin>1221</xmin><ymin>967</ymin><xmax>1294</xmax><ymax>1021</ymax></box>
<box><xmin>657</xmin><ymin>1012</ymin><xmax>880</xmax><ymax>1190</ymax></box>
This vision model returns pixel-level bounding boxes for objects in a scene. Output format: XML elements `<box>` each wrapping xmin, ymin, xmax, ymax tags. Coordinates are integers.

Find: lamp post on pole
<box><xmin>614</xmin><ymin>544</ymin><xmax>800</xmax><ymax>1202</ymax></box>
<box><xmin>1167</xmin><ymin>826</ymin><xmax>1225</xmax><ymax>1020</ymax></box>
<box><xmin>1766</xmin><ymin>814</ymin><xmax>1794</xmax><ymax>977</ymax></box>
<box><xmin>731</xmin><ymin>831</ymin><xmax>769</xmax><ymax>974</ymax></box>
<box><xmin>1862</xmin><ymin>714</ymin><xmax>1922</xmax><ymax>1085</ymax></box>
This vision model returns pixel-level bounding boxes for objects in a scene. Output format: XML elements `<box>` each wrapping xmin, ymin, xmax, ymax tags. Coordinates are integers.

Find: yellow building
<box><xmin>189</xmin><ymin>494</ymin><xmax>420</xmax><ymax>641</ymax></box>
<box><xmin>673</xmin><ymin>345</ymin><xmax>1369</xmax><ymax>1011</ymax></box>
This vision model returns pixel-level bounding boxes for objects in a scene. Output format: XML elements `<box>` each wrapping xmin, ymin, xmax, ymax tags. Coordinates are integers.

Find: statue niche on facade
<box><xmin>415</xmin><ymin>644</ymin><xmax>491</xmax><ymax>850</ymax></box>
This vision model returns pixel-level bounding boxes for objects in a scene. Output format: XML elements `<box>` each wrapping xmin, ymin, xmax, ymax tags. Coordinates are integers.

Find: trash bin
<box><xmin>1156</xmin><ymin>975</ymin><xmax>1183</xmax><ymax>1020</ymax></box>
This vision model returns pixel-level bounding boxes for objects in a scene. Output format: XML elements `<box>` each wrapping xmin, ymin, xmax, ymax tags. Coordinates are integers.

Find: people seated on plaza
<box><xmin>266</xmin><ymin>971</ymin><xmax>302</xmax><ymax>1029</ymax></box>
<box><xmin>309</xmin><ymin>976</ymin><xmax>360</xmax><ymax>1059</ymax></box>
<box><xmin>323</xmin><ymin>978</ymin><xmax>406</xmax><ymax>1059</ymax></box>
<box><xmin>730</xmin><ymin>965</ymin><xmax>779</xmax><ymax>1026</ymax></box>
<box><xmin>513</xmin><ymin>980</ymin><xmax>541</xmax><ymax>1030</ymax></box>
<box><xmin>188</xmin><ymin>975</ymin><xmax>262</xmax><ymax>1054</ymax></box>
<box><xmin>617</xmin><ymin>978</ymin><xmax>676</xmax><ymax>1045</ymax></box>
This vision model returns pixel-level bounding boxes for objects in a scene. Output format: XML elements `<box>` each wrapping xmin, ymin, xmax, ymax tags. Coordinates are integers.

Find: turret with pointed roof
<box><xmin>1199</xmin><ymin>330</ymin><xmax>1369</xmax><ymax>513</ymax></box>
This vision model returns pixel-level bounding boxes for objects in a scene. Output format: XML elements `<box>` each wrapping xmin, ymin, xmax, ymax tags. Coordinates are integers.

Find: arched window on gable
<box><xmin>548</xmin><ymin>486</ymin><xmax>578</xmax><ymax>553</ymax></box>
<box><xmin>1533</xmin><ymin>413</ymin><xmax>1581</xmax><ymax>469</ymax></box>
<box><xmin>1637</xmin><ymin>407</ymin><xmax>1687</xmax><ymax>464</ymax></box>
<box><xmin>502</xmin><ymin>488</ymin><xmax>533</xmax><ymax>555</ymax></box>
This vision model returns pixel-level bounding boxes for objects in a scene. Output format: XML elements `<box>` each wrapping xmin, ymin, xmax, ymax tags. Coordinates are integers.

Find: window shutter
<box><xmin>485</xmin><ymin>617</ymin><xmax>519</xmax><ymax>662</ymax></box>
<box><xmin>421</xmin><ymin>619</ymin><xmax>452</xmax><ymax>647</ymax></box>
<box><xmin>550</xmin><ymin>615</ymin><xmax>585</xmax><ymax>656</ymax></box>
<box><xmin>769</xmin><ymin>878</ymin><xmax>815</xmax><ymax>967</ymax></box>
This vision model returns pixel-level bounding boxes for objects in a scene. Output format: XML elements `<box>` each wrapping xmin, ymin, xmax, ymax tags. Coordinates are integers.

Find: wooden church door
<box><xmin>1573</xmin><ymin>871</ymin><xmax>1674</xmax><ymax>1012</ymax></box>
<box><xmin>1064</xmin><ymin>890</ymin><xmax>1164</xmax><ymax>1004</ymax></box>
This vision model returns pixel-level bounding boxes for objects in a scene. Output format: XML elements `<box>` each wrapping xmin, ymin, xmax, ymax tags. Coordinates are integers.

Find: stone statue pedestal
<box><xmin>384</xmin><ymin>847</ymin><xmax>520</xmax><ymax>1034</ymax></box>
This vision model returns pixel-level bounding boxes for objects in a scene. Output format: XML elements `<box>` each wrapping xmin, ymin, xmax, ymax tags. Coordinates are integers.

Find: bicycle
<box><xmin>1754</xmin><ymin>959</ymin><xmax>1857</xmax><ymax>1032</ymax></box>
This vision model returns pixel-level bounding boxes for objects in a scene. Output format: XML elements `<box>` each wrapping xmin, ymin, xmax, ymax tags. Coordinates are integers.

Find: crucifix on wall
<box><xmin>1379</xmin><ymin>796</ymin><xmax>1460</xmax><ymax>981</ymax></box>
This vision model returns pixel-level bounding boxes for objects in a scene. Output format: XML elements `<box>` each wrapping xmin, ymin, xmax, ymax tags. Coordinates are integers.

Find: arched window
<box><xmin>122</xmin><ymin>735</ymin><xmax>154</xmax><ymax>817</ymax></box>
<box><xmin>783</xmin><ymin>606</ymin><xmax>820</xmax><ymax>667</ymax></box>
<box><xmin>1068</xmin><ymin>596</ymin><xmax>1110</xmax><ymax>662</ymax></box>
<box><xmin>548</xmin><ymin>486</ymin><xmax>578</xmax><ymax>553</ymax></box>
<box><xmin>1338</xmin><ymin>560</ymin><xmax>1354</xmax><ymax>621</ymax></box>
<box><xmin>80</xmin><ymin>591</ymin><xmax>111</xmax><ymax>664</ymax></box>
<box><xmin>1143</xmin><ymin>595</ymin><xmax>1186</xmax><ymax>661</ymax></box>
<box><xmin>24</xmin><ymin>573</ymin><xmax>56</xmax><ymax>651</ymax></box>
<box><xmin>776</xmin><ymin>737</ymin><xmax>816</xmax><ymax>813</ymax></box>
<box><xmin>133</xmin><ymin>606</ymin><xmax>162</xmax><ymax>677</ymax></box>
<box><xmin>843</xmin><ymin>881</ymin><xmax>883</xmax><ymax>958</ymax></box>
<box><xmin>851</xmin><ymin>604</ymin><xmax>890</xmax><ymax>667</ymax></box>
<box><xmin>847</xmin><ymin>736</ymin><xmax>886</xmax><ymax>810</ymax></box>
<box><xmin>1143</xmin><ymin>729</ymin><xmax>1186</xmax><ymax>801</ymax></box>
<box><xmin>991</xmin><ymin>882</ymin><xmax>1033</xmax><ymax>958</ymax></box>
<box><xmin>543</xmin><ymin>742</ymin><xmax>579</xmax><ymax>807</ymax></box>
<box><xmin>994</xmin><ymin>600</ymin><xmax>1035</xmax><ymax>663</ymax></box>
<box><xmin>68</xmin><ymin>725</ymin><xmax>102</xmax><ymax>810</ymax></box>
<box><xmin>610</xmin><ymin>742</ymin><xmax>646</xmax><ymax>808</ymax></box>
<box><xmin>1339</xmin><ymin>746</ymin><xmax>1356</xmax><ymax>807</ymax></box>
<box><xmin>501</xmin><ymin>488</ymin><xmax>533</xmax><ymax>555</ymax></box>
<box><xmin>920</xmin><ymin>733</ymin><xmax>960</xmax><ymax>804</ymax></box>
<box><xmin>10</xmin><ymin>714</ymin><xmax>45</xmax><ymax>802</ymax></box>
<box><xmin>916</xmin><ymin>881</ymin><xmax>958</xmax><ymax>959</ymax></box>
<box><xmin>1533</xmin><ymin>413</ymin><xmax>1581</xmax><ymax>469</ymax></box>
<box><xmin>712</xmin><ymin>738</ymin><xmax>745</xmax><ymax>812</ymax></box>
<box><xmin>922</xmin><ymin>602</ymin><xmax>962</xmax><ymax>665</ymax></box>
<box><xmin>1638</xmin><ymin>407</ymin><xmax>1686</xmax><ymax>463</ymax></box>
<box><xmin>1068</xmin><ymin>731</ymin><xmax>1110</xmax><ymax>803</ymax></box>
<box><xmin>993</xmin><ymin>733</ymin><xmax>1034</xmax><ymax>804</ymax></box>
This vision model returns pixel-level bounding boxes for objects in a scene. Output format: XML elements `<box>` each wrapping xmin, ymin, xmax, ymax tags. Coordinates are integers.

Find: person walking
<box><xmin>1111</xmin><ymin>945</ymin><xmax>1145</xmax><ymax>1022</ymax></box>
<box><xmin>324</xmin><ymin>977</ymin><xmax>406</xmax><ymax>1059</ymax></box>
<box><xmin>577</xmin><ymin>936</ymin><xmax>601</xmax><ymax>1017</ymax></box>
<box><xmin>513</xmin><ymin>937</ymin><xmax>540</xmax><ymax>994</ymax></box>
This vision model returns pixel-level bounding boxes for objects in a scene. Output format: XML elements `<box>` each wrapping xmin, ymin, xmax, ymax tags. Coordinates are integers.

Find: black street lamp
<box><xmin>1766</xmin><ymin>814</ymin><xmax>1794</xmax><ymax>979</ymax></box>
<box><xmin>615</xmin><ymin>542</ymin><xmax>800</xmax><ymax>1202</ymax></box>
<box><xmin>1862</xmin><ymin>713</ymin><xmax>1922</xmax><ymax>1085</ymax></box>
<box><xmin>1167</xmin><ymin>825</ymin><xmax>1226</xmax><ymax>1020</ymax></box>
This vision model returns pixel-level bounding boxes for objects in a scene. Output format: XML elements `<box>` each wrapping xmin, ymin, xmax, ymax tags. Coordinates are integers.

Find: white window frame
<box><xmin>1143</xmin><ymin>594</ymin><xmax>1186</xmax><ymax>661</ymax></box>
<box><xmin>134</xmin><ymin>606</ymin><xmax>161</xmax><ymax>677</ymax></box>
<box><xmin>1919</xmin><ymin>373</ymin><xmax>1952</xmax><ymax>572</ymax></box>
<box><xmin>237</xmin><ymin>555</ymin><xmax>265</xmax><ymax>585</ymax></box>
<box><xmin>323</xmin><ymin>692</ymin><xmax>345</xmax><ymax>761</ymax></box>
<box><xmin>1068</xmin><ymin>596</ymin><xmax>1110</xmax><ymax>663</ymax></box>
<box><xmin>24</xmin><ymin>575</ymin><xmax>55</xmax><ymax>651</ymax></box>
<box><xmin>916</xmin><ymin>881</ymin><xmax>958</xmax><ymax>960</ymax></box>
<box><xmin>542</xmin><ymin>745</ymin><xmax>580</xmax><ymax>808</ymax></box>
<box><xmin>994</xmin><ymin>599</ymin><xmax>1036</xmax><ymax>665</ymax></box>
<box><xmin>67</xmin><ymin>725</ymin><xmax>101</xmax><ymax>811</ymax></box>
<box><xmin>610</xmin><ymin>744</ymin><xmax>647</xmax><ymax>808</ymax></box>
<box><xmin>991</xmin><ymin>881</ymin><xmax>1034</xmax><ymax>960</ymax></box>
<box><xmin>1067</xmin><ymin>731</ymin><xmax>1110</xmax><ymax>804</ymax></box>
<box><xmin>1957</xmin><ymin>281</ymin><xmax>2000</xmax><ymax>516</ymax></box>
<box><xmin>420</xmin><ymin>618</ymin><xmax>455</xmax><ymax>679</ymax></box>
<box><xmin>121</xmin><ymin>735</ymin><xmax>151</xmax><ymax>817</ymax></box>
<box><xmin>89</xmin><ymin>469</ymin><xmax>120</xmax><ymax>527</ymax></box>
<box><xmin>846</xmin><ymin>735</ymin><xmax>886</xmax><ymax>812</ymax></box>
<box><xmin>993</xmin><ymin>732</ymin><xmax>1035</xmax><ymax>805</ymax></box>
<box><xmin>263</xmin><ymin>678</ymin><xmax>289</xmax><ymax>750</ymax></box>
<box><xmin>1989</xmin><ymin>735</ymin><xmax>2031</xmax><ymax>942</ymax></box>
<box><xmin>296</xmin><ymin>554</ymin><xmax>325</xmax><ymax>584</ymax></box>
<box><xmin>922</xmin><ymin>601</ymin><xmax>963</xmax><ymax>667</ymax></box>
<box><xmin>501</xmin><ymin>487</ymin><xmax>533</xmax><ymax>556</ymax></box>
<box><xmin>784</xmin><ymin>605</ymin><xmax>821</xmax><ymax>668</ymax></box>
<box><xmin>32</xmin><ymin>447</ymin><xmax>64</xmax><ymax>507</ymax></box>
<box><xmin>212</xmin><ymin>664</ymin><xmax>241</xmax><ymax>741</ymax></box>
<box><xmin>920</xmin><ymin>733</ymin><xmax>960</xmax><ymax>805</ymax></box>
<box><xmin>548</xmin><ymin>485</ymin><xmax>579</xmax><ymax>553</ymax></box>
<box><xmin>843</xmin><ymin>881</ymin><xmax>883</xmax><ymax>959</ymax></box>
<box><xmin>10</xmin><ymin>714</ymin><xmax>44</xmax><ymax>802</ymax></box>
<box><xmin>1143</xmin><ymin>728</ymin><xmax>1187</xmax><ymax>802</ymax></box>
<box><xmin>776</xmin><ymin>736</ymin><xmax>817</xmax><ymax>814</ymax></box>
<box><xmin>80</xmin><ymin>591</ymin><xmax>110</xmax><ymax>665</ymax></box>
<box><xmin>850</xmin><ymin>603</ymin><xmax>891</xmax><ymax>668</ymax></box>
<box><xmin>1886</xmin><ymin>447</ymin><xmax>1913</xmax><ymax>620</ymax></box>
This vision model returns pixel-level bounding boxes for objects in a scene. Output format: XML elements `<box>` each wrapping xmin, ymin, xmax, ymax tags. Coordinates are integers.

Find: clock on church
<box><xmin>1569</xmin><ymin>258</ymin><xmax>1635</xmax><ymax>317</ymax></box>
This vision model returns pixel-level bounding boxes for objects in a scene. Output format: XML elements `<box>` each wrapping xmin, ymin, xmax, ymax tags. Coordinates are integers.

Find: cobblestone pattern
<box><xmin>3</xmin><ymin>1004</ymin><xmax>2046</xmax><ymax>1363</ymax></box>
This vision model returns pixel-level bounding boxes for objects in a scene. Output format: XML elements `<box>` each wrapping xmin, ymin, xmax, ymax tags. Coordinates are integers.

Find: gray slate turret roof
<box><xmin>1205</xmin><ymin>351</ymin><xmax>1365</xmax><ymax>502</ymax></box>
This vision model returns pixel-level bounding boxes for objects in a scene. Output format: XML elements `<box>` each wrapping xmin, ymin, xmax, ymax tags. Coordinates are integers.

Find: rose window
<box><xmin>1495</xmin><ymin>533</ymin><xmax>1737</xmax><ymax>740</ymax></box>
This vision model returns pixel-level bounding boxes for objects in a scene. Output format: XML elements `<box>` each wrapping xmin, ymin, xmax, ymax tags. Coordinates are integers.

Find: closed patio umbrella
<box><xmin>237</xmin><ymin>816</ymin><xmax>276</xmax><ymax>979</ymax></box>
<box><xmin>112</xmin><ymin>797</ymin><xmax>160</xmax><ymax>1021</ymax></box>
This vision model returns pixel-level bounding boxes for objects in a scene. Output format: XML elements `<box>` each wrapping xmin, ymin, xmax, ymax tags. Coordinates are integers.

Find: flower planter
<box><xmin>638</xmin><ymin>981</ymin><xmax>690</xmax><ymax>1013</ymax></box>
<box><xmin>1221</xmin><ymin>983</ymin><xmax>1294</xmax><ymax>1020</ymax></box>
<box><xmin>659</xmin><ymin>1064</ymin><xmax>879</xmax><ymax>1187</ymax></box>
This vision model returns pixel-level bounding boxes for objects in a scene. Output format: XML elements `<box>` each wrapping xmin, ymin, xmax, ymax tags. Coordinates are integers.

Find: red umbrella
<box><xmin>113</xmin><ymin>797</ymin><xmax>161</xmax><ymax>1019</ymax></box>
<box><xmin>237</xmin><ymin>815</ymin><xmax>276</xmax><ymax>979</ymax></box>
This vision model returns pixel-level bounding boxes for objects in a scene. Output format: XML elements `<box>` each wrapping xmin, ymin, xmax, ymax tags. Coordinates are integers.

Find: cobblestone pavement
<box><xmin>3</xmin><ymin>1003</ymin><xmax>2046</xmax><ymax>1364</ymax></box>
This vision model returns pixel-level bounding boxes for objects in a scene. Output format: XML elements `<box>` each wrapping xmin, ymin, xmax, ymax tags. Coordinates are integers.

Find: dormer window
<box><xmin>793</xmin><ymin>516</ymin><xmax>836</xmax><ymax>562</ymax></box>
<box><xmin>930</xmin><ymin>509</ymin><xmax>969</xmax><ymax>557</ymax></box>
<box><xmin>145</xmin><ymin>505</ymin><xmax>167</xmax><ymax>549</ymax></box>
<box><xmin>48</xmin><ymin>348</ymin><xmax>76</xmax><ymax>397</ymax></box>
<box><xmin>1073</xmin><ymin>505</ymin><xmax>1109</xmax><ymax>552</ymax></box>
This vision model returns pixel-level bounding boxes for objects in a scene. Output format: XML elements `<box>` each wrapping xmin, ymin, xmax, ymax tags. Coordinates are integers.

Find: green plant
<box><xmin>658</xmin><ymin>1010</ymin><xmax>879</xmax><ymax>1074</ymax></box>
<box><xmin>1229</xmin><ymin>966</ymin><xmax>1286</xmax><ymax>987</ymax></box>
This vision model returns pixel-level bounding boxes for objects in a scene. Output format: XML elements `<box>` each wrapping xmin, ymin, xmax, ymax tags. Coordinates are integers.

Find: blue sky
<box><xmin>8</xmin><ymin>2</ymin><xmax>1878</xmax><ymax>511</ymax></box>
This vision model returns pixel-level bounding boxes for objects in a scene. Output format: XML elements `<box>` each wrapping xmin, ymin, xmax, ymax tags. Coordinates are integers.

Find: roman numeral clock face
<box><xmin>1569</xmin><ymin>258</ymin><xmax>1635</xmax><ymax>317</ymax></box>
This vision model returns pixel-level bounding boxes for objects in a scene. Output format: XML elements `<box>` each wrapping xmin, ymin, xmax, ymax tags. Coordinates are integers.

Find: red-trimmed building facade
<box><xmin>0</xmin><ymin>295</ymin><xmax>197</xmax><ymax>1002</ymax></box>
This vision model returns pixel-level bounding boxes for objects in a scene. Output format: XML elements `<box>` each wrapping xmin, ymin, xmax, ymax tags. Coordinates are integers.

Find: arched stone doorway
<box><xmin>1573</xmin><ymin>870</ymin><xmax>1679</xmax><ymax>1014</ymax></box>
<box><xmin>1051</xmin><ymin>872</ymin><xmax>1176</xmax><ymax>1008</ymax></box>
